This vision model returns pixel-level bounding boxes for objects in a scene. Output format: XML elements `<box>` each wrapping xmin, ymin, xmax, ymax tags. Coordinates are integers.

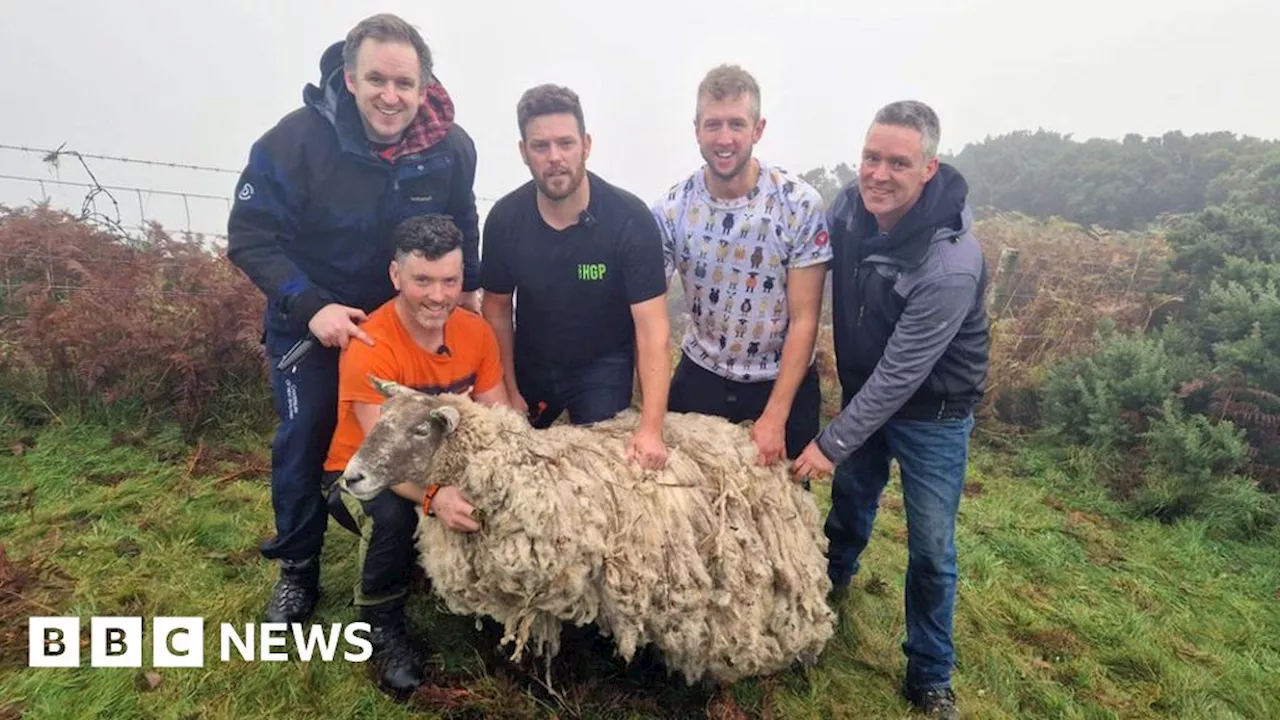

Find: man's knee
<box><xmin>364</xmin><ymin>491</ymin><xmax>419</xmax><ymax>539</ymax></box>
<box><xmin>906</xmin><ymin>521</ymin><xmax>957</xmax><ymax>576</ymax></box>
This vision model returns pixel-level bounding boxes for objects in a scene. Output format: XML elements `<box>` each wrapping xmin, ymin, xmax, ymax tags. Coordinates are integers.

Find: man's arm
<box><xmin>480</xmin><ymin>291</ymin><xmax>525</xmax><ymax>413</ymax></box>
<box><xmin>753</xmin><ymin>183</ymin><xmax>832</xmax><ymax>464</ymax></box>
<box><xmin>228</xmin><ymin>138</ymin><xmax>322</xmax><ymax>330</ymax></box>
<box><xmin>471</xmin><ymin>324</ymin><xmax>511</xmax><ymax>409</ymax></box>
<box><xmin>753</xmin><ymin>263</ymin><xmax>826</xmax><ymax>464</ymax></box>
<box><xmin>618</xmin><ymin>209</ymin><xmax>672</xmax><ymax>470</ymax></box>
<box><xmin>478</xmin><ymin>206</ymin><xmax>523</xmax><ymax>411</ymax></box>
<box><xmin>472</xmin><ymin>383</ymin><xmax>510</xmax><ymax>408</ymax></box>
<box><xmin>228</xmin><ymin>136</ymin><xmax>371</xmax><ymax>347</ymax></box>
<box><xmin>631</xmin><ymin>295</ymin><xmax>671</xmax><ymax>434</ymax></box>
<box><xmin>815</xmin><ymin>275</ymin><xmax>978</xmax><ymax>465</ymax></box>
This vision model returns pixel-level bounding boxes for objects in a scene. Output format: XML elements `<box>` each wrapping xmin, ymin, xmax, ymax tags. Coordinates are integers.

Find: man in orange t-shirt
<box><xmin>322</xmin><ymin>214</ymin><xmax>507</xmax><ymax>694</ymax></box>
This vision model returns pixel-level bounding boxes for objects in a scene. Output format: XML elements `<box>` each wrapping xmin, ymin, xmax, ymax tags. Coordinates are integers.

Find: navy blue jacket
<box><xmin>816</xmin><ymin>164</ymin><xmax>990</xmax><ymax>464</ymax></box>
<box><xmin>227</xmin><ymin>41</ymin><xmax>480</xmax><ymax>340</ymax></box>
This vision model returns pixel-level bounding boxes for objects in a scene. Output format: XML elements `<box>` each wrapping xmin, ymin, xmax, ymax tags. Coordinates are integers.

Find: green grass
<box><xmin>1</xmin><ymin>420</ymin><xmax>1278</xmax><ymax>719</ymax></box>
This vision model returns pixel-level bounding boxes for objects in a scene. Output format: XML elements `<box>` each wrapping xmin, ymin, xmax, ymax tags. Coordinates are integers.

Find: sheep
<box><xmin>340</xmin><ymin>377</ymin><xmax>836</xmax><ymax>685</ymax></box>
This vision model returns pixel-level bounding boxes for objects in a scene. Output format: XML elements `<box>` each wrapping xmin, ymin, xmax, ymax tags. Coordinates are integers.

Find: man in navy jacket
<box><xmin>227</xmin><ymin>13</ymin><xmax>479</xmax><ymax>693</ymax></box>
<box><xmin>792</xmin><ymin>101</ymin><xmax>989</xmax><ymax>720</ymax></box>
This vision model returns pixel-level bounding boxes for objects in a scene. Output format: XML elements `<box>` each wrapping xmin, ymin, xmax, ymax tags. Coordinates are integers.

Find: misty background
<box><xmin>1</xmin><ymin>0</ymin><xmax>1276</xmax><ymax>238</ymax></box>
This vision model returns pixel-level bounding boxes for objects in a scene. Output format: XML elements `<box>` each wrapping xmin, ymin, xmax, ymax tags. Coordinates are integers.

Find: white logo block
<box><xmin>91</xmin><ymin>617</ymin><xmax>143</xmax><ymax>667</ymax></box>
<box><xmin>28</xmin><ymin>617</ymin><xmax>80</xmax><ymax>667</ymax></box>
<box><xmin>153</xmin><ymin>617</ymin><xmax>204</xmax><ymax>667</ymax></box>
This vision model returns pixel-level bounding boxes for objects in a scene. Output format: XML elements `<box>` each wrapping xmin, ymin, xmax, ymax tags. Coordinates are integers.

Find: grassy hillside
<box><xmin>1</xmin><ymin>417</ymin><xmax>1277</xmax><ymax>719</ymax></box>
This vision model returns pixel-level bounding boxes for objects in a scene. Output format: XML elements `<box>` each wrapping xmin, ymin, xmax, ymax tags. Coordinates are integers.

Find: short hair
<box><xmin>516</xmin><ymin>84</ymin><xmax>585</xmax><ymax>140</ymax></box>
<box><xmin>343</xmin><ymin>13</ymin><xmax>433</xmax><ymax>86</ymax></box>
<box><xmin>392</xmin><ymin>215</ymin><xmax>462</xmax><ymax>263</ymax></box>
<box><xmin>696</xmin><ymin>64</ymin><xmax>761</xmax><ymax>121</ymax></box>
<box><xmin>871</xmin><ymin>100</ymin><xmax>941</xmax><ymax>160</ymax></box>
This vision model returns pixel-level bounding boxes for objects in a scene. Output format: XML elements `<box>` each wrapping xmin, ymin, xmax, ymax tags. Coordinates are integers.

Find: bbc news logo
<box><xmin>28</xmin><ymin>617</ymin><xmax>373</xmax><ymax>667</ymax></box>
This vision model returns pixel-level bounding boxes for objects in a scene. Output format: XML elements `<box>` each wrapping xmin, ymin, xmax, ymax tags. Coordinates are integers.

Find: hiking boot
<box><xmin>827</xmin><ymin>565</ymin><xmax>853</xmax><ymax>608</ymax></box>
<box><xmin>902</xmin><ymin>684</ymin><xmax>959</xmax><ymax>720</ymax></box>
<box><xmin>264</xmin><ymin>556</ymin><xmax>320</xmax><ymax>624</ymax></box>
<box><xmin>362</xmin><ymin>602</ymin><xmax>425</xmax><ymax>697</ymax></box>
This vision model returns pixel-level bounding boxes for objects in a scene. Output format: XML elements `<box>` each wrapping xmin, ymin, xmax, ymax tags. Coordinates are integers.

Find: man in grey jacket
<box><xmin>792</xmin><ymin>100</ymin><xmax>989</xmax><ymax>720</ymax></box>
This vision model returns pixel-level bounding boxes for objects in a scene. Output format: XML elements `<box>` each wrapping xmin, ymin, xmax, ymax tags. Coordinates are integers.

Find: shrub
<box><xmin>1131</xmin><ymin>400</ymin><xmax>1274</xmax><ymax>539</ymax></box>
<box><xmin>1039</xmin><ymin>330</ymin><xmax>1203</xmax><ymax>450</ymax></box>
<box><xmin>0</xmin><ymin>205</ymin><xmax>267</xmax><ymax>438</ymax></box>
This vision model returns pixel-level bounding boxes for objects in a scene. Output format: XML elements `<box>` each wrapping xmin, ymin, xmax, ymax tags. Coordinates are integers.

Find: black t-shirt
<box><xmin>480</xmin><ymin>172</ymin><xmax>666</xmax><ymax>367</ymax></box>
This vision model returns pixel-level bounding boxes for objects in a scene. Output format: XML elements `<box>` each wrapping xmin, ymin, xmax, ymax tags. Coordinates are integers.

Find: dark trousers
<box><xmin>325</xmin><ymin>471</ymin><xmax>419</xmax><ymax>608</ymax></box>
<box><xmin>517</xmin><ymin>346</ymin><xmax>636</xmax><ymax>428</ymax></box>
<box><xmin>667</xmin><ymin>353</ymin><xmax>821</xmax><ymax>459</ymax></box>
<box><xmin>260</xmin><ymin>331</ymin><xmax>338</xmax><ymax>562</ymax></box>
<box><xmin>824</xmin><ymin>414</ymin><xmax>974</xmax><ymax>691</ymax></box>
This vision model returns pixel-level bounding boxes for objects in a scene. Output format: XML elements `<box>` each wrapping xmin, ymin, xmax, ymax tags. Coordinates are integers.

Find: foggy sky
<box><xmin>1</xmin><ymin>0</ymin><xmax>1276</xmax><ymax>237</ymax></box>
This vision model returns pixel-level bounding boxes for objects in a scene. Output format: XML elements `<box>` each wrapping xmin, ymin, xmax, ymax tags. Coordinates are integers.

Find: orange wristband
<box><xmin>422</xmin><ymin>483</ymin><xmax>442</xmax><ymax>516</ymax></box>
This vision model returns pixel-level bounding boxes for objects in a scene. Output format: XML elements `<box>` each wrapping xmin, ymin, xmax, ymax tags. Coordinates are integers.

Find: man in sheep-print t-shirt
<box><xmin>653</xmin><ymin>64</ymin><xmax>831</xmax><ymax>468</ymax></box>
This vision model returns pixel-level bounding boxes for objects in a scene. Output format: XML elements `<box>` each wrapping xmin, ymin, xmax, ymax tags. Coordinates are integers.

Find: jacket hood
<box><xmin>302</xmin><ymin>41</ymin><xmax>347</xmax><ymax>124</ymax></box>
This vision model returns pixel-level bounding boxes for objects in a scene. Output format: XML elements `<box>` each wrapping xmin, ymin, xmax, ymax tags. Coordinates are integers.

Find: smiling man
<box><xmin>480</xmin><ymin>84</ymin><xmax>671</xmax><ymax>470</ymax></box>
<box><xmin>791</xmin><ymin>100</ymin><xmax>990</xmax><ymax>720</ymax></box>
<box><xmin>652</xmin><ymin>64</ymin><xmax>830</xmax><ymax>468</ymax></box>
<box><xmin>322</xmin><ymin>214</ymin><xmax>506</xmax><ymax>696</ymax></box>
<box><xmin>227</xmin><ymin>13</ymin><xmax>482</xmax><ymax>636</ymax></box>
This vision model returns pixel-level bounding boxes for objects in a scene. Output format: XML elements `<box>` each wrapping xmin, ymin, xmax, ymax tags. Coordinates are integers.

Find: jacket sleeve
<box><xmin>815</xmin><ymin>273</ymin><xmax>978</xmax><ymax>464</ymax></box>
<box><xmin>445</xmin><ymin>130</ymin><xmax>481</xmax><ymax>292</ymax></box>
<box><xmin>226</xmin><ymin>137</ymin><xmax>330</xmax><ymax>331</ymax></box>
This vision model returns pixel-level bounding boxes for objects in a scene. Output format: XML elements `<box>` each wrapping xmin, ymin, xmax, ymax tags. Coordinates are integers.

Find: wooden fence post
<box><xmin>989</xmin><ymin>247</ymin><xmax>1020</xmax><ymax>318</ymax></box>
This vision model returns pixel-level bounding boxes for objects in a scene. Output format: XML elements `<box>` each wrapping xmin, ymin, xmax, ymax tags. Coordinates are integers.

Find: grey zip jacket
<box><xmin>816</xmin><ymin>164</ymin><xmax>990</xmax><ymax>465</ymax></box>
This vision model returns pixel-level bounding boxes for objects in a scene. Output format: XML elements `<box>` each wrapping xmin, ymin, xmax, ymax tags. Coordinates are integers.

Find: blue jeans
<box><xmin>259</xmin><ymin>331</ymin><xmax>339</xmax><ymax>562</ymax></box>
<box><xmin>824</xmin><ymin>414</ymin><xmax>974</xmax><ymax>691</ymax></box>
<box><xmin>516</xmin><ymin>346</ymin><xmax>635</xmax><ymax>428</ymax></box>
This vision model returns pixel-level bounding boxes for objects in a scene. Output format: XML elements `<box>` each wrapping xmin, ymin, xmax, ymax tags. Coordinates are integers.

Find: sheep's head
<box><xmin>340</xmin><ymin>375</ymin><xmax>461</xmax><ymax>501</ymax></box>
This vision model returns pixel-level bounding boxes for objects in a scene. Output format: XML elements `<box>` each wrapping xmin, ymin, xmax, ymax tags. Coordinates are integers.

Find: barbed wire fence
<box><xmin>0</xmin><ymin>143</ymin><xmax>241</xmax><ymax>242</ymax></box>
<box><xmin>0</xmin><ymin>143</ymin><xmax>501</xmax><ymax>245</ymax></box>
<box><xmin>0</xmin><ymin>143</ymin><xmax>501</xmax><ymax>304</ymax></box>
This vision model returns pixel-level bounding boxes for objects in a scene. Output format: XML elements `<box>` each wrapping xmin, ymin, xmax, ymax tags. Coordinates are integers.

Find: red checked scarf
<box><xmin>375</xmin><ymin>82</ymin><xmax>455</xmax><ymax>162</ymax></box>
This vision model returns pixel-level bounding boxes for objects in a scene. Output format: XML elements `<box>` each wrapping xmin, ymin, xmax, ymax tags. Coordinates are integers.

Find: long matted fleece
<box><xmin>412</xmin><ymin>400</ymin><xmax>836</xmax><ymax>685</ymax></box>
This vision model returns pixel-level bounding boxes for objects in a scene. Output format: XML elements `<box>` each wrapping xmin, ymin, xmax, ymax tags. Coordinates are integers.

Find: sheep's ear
<box><xmin>368</xmin><ymin>374</ymin><xmax>408</xmax><ymax>398</ymax></box>
<box><xmin>429</xmin><ymin>406</ymin><xmax>460</xmax><ymax>434</ymax></box>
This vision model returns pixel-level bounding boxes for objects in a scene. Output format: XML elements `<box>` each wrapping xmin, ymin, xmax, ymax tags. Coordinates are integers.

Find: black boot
<box><xmin>264</xmin><ymin>556</ymin><xmax>320</xmax><ymax>624</ymax></box>
<box><xmin>362</xmin><ymin>601</ymin><xmax>425</xmax><ymax>697</ymax></box>
<box><xmin>902</xmin><ymin>683</ymin><xmax>960</xmax><ymax>720</ymax></box>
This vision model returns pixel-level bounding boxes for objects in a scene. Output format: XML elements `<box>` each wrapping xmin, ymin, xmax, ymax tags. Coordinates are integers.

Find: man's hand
<box><xmin>791</xmin><ymin>440</ymin><xmax>834</xmax><ymax>483</ymax></box>
<box><xmin>507</xmin><ymin>384</ymin><xmax>529</xmax><ymax>416</ymax></box>
<box><xmin>751</xmin><ymin>414</ymin><xmax>787</xmax><ymax>466</ymax></box>
<box><xmin>457</xmin><ymin>290</ymin><xmax>481</xmax><ymax>314</ymax></box>
<box><xmin>430</xmin><ymin>485</ymin><xmax>480</xmax><ymax>533</ymax></box>
<box><xmin>308</xmin><ymin>303</ymin><xmax>373</xmax><ymax>349</ymax></box>
<box><xmin>626</xmin><ymin>426</ymin><xmax>668</xmax><ymax>470</ymax></box>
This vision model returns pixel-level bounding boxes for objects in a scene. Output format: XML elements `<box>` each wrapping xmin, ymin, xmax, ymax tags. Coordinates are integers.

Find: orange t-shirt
<box><xmin>323</xmin><ymin>300</ymin><xmax>503</xmax><ymax>472</ymax></box>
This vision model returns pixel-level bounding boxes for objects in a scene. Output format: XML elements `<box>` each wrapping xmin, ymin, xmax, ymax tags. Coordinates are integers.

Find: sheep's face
<box><xmin>340</xmin><ymin>376</ymin><xmax>460</xmax><ymax>501</ymax></box>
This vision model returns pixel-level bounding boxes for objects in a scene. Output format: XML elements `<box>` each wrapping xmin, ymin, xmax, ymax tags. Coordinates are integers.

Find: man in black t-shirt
<box><xmin>480</xmin><ymin>84</ymin><xmax>671</xmax><ymax>470</ymax></box>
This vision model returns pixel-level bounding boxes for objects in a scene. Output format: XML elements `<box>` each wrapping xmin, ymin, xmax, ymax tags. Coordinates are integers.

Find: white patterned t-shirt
<box><xmin>652</xmin><ymin>162</ymin><xmax>831</xmax><ymax>382</ymax></box>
